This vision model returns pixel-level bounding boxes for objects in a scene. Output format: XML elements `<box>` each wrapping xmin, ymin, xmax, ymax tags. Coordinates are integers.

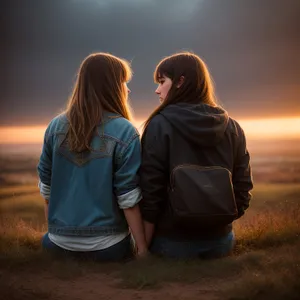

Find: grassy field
<box><xmin>1</xmin><ymin>183</ymin><xmax>300</xmax><ymax>300</ymax></box>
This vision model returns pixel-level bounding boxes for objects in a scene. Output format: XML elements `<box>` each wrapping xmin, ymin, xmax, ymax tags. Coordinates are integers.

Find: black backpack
<box><xmin>158</xmin><ymin>113</ymin><xmax>238</xmax><ymax>229</ymax></box>
<box><xmin>168</xmin><ymin>164</ymin><xmax>238</xmax><ymax>229</ymax></box>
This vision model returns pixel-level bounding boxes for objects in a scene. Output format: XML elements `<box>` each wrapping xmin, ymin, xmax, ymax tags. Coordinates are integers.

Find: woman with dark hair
<box><xmin>139</xmin><ymin>52</ymin><xmax>253</xmax><ymax>259</ymax></box>
<box><xmin>38</xmin><ymin>53</ymin><xmax>147</xmax><ymax>261</ymax></box>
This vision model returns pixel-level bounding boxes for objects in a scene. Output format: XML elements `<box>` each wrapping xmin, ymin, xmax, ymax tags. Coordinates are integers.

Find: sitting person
<box><xmin>38</xmin><ymin>53</ymin><xmax>147</xmax><ymax>261</ymax></box>
<box><xmin>139</xmin><ymin>52</ymin><xmax>253</xmax><ymax>259</ymax></box>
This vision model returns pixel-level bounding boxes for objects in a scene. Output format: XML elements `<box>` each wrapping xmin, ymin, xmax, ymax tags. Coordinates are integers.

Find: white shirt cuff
<box><xmin>117</xmin><ymin>187</ymin><xmax>142</xmax><ymax>209</ymax></box>
<box><xmin>38</xmin><ymin>180</ymin><xmax>51</xmax><ymax>200</ymax></box>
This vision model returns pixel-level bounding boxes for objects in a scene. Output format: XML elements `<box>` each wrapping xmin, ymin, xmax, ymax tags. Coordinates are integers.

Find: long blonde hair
<box><xmin>66</xmin><ymin>53</ymin><xmax>132</xmax><ymax>152</ymax></box>
<box><xmin>144</xmin><ymin>52</ymin><xmax>218</xmax><ymax>129</ymax></box>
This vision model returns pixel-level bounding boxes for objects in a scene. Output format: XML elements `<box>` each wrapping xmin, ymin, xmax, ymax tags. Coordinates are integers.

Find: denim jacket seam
<box><xmin>48</xmin><ymin>225</ymin><xmax>129</xmax><ymax>236</ymax></box>
<box><xmin>45</xmin><ymin>132</ymin><xmax>53</xmax><ymax>143</ymax></box>
<box><xmin>118</xmin><ymin>133</ymin><xmax>140</xmax><ymax>160</ymax></box>
<box><xmin>126</xmin><ymin>132</ymin><xmax>140</xmax><ymax>145</ymax></box>
<box><xmin>102</xmin><ymin>134</ymin><xmax>128</xmax><ymax>147</ymax></box>
<box><xmin>43</xmin><ymin>138</ymin><xmax>52</xmax><ymax>150</ymax></box>
<box><xmin>46</xmin><ymin>131</ymin><xmax>66</xmax><ymax>143</ymax></box>
<box><xmin>50</xmin><ymin>129</ymin><xmax>133</xmax><ymax>148</ymax></box>
<box><xmin>56</xmin><ymin>151</ymin><xmax>112</xmax><ymax>167</ymax></box>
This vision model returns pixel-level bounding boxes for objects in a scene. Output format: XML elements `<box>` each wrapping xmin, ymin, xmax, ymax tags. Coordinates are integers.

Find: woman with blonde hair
<box><xmin>139</xmin><ymin>52</ymin><xmax>253</xmax><ymax>259</ymax></box>
<box><xmin>38</xmin><ymin>53</ymin><xmax>147</xmax><ymax>260</ymax></box>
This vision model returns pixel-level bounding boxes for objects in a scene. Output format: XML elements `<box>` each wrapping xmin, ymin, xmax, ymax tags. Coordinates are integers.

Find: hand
<box><xmin>136</xmin><ymin>246</ymin><xmax>149</xmax><ymax>258</ymax></box>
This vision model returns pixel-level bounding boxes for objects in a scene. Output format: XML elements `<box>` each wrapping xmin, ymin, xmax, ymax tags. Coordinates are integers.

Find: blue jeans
<box><xmin>42</xmin><ymin>233</ymin><xmax>133</xmax><ymax>261</ymax></box>
<box><xmin>150</xmin><ymin>231</ymin><xmax>235</xmax><ymax>259</ymax></box>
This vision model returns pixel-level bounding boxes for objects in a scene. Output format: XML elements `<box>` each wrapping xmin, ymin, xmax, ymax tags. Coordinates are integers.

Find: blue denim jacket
<box><xmin>37</xmin><ymin>112</ymin><xmax>142</xmax><ymax>237</ymax></box>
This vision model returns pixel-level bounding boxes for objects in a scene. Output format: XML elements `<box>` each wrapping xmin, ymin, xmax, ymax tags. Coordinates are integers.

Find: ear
<box><xmin>176</xmin><ymin>76</ymin><xmax>185</xmax><ymax>88</ymax></box>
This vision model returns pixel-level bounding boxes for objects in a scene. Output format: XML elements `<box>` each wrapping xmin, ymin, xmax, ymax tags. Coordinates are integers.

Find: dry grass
<box><xmin>0</xmin><ymin>184</ymin><xmax>39</xmax><ymax>199</ymax></box>
<box><xmin>114</xmin><ymin>199</ymin><xmax>300</xmax><ymax>292</ymax></box>
<box><xmin>0</xmin><ymin>183</ymin><xmax>300</xmax><ymax>299</ymax></box>
<box><xmin>0</xmin><ymin>217</ymin><xmax>43</xmax><ymax>252</ymax></box>
<box><xmin>234</xmin><ymin>204</ymin><xmax>300</xmax><ymax>253</ymax></box>
<box><xmin>0</xmin><ymin>186</ymin><xmax>44</xmax><ymax>226</ymax></box>
<box><xmin>224</xmin><ymin>243</ymin><xmax>300</xmax><ymax>300</ymax></box>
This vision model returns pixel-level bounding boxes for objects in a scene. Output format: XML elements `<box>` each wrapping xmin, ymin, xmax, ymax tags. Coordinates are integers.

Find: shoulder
<box><xmin>107</xmin><ymin>116</ymin><xmax>139</xmax><ymax>137</ymax></box>
<box><xmin>45</xmin><ymin>113</ymin><xmax>68</xmax><ymax>139</ymax></box>
<box><xmin>142</xmin><ymin>114</ymin><xmax>170</xmax><ymax>148</ymax></box>
<box><xmin>101</xmin><ymin>116</ymin><xmax>140</xmax><ymax>146</ymax></box>
<box><xmin>227</xmin><ymin>117</ymin><xmax>245</xmax><ymax>138</ymax></box>
<box><xmin>109</xmin><ymin>116</ymin><xmax>138</xmax><ymax>131</ymax></box>
<box><xmin>227</xmin><ymin>118</ymin><xmax>248</xmax><ymax>149</ymax></box>
<box><xmin>144</xmin><ymin>114</ymin><xmax>168</xmax><ymax>135</ymax></box>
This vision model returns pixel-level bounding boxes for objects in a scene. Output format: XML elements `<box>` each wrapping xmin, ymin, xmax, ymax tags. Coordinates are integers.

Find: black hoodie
<box><xmin>162</xmin><ymin>103</ymin><xmax>229</xmax><ymax>147</ymax></box>
<box><xmin>139</xmin><ymin>103</ymin><xmax>253</xmax><ymax>238</ymax></box>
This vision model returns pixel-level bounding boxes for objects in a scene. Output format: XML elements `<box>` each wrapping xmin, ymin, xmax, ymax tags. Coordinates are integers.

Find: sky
<box><xmin>1</xmin><ymin>0</ymin><xmax>300</xmax><ymax>127</ymax></box>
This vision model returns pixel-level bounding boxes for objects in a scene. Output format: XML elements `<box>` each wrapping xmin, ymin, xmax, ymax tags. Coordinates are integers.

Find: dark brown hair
<box><xmin>65</xmin><ymin>53</ymin><xmax>132</xmax><ymax>152</ymax></box>
<box><xmin>144</xmin><ymin>52</ymin><xmax>218</xmax><ymax>129</ymax></box>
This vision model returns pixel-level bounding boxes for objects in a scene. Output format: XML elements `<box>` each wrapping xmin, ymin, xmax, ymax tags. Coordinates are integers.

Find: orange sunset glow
<box><xmin>0</xmin><ymin>117</ymin><xmax>299</xmax><ymax>145</ymax></box>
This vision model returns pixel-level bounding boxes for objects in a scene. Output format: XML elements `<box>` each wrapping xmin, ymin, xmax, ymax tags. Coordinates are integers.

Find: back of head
<box><xmin>66</xmin><ymin>53</ymin><xmax>132</xmax><ymax>152</ymax></box>
<box><xmin>144</xmin><ymin>52</ymin><xmax>218</xmax><ymax>129</ymax></box>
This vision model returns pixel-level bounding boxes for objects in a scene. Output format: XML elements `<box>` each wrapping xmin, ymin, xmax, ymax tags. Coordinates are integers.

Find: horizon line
<box><xmin>0</xmin><ymin>116</ymin><xmax>300</xmax><ymax>144</ymax></box>
<box><xmin>1</xmin><ymin>115</ymin><xmax>300</xmax><ymax>128</ymax></box>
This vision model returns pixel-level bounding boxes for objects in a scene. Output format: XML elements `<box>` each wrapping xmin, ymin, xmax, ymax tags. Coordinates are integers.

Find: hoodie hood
<box><xmin>160</xmin><ymin>103</ymin><xmax>229</xmax><ymax>146</ymax></box>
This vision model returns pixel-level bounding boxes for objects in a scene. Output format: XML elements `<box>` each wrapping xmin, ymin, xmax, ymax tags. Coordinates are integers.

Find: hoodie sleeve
<box><xmin>232</xmin><ymin>126</ymin><xmax>253</xmax><ymax>218</ymax></box>
<box><xmin>139</xmin><ymin>117</ymin><xmax>169</xmax><ymax>224</ymax></box>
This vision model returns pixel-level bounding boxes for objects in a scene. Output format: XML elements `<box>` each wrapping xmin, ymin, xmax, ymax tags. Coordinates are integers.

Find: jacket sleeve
<box><xmin>37</xmin><ymin>126</ymin><xmax>53</xmax><ymax>187</ymax></box>
<box><xmin>139</xmin><ymin>117</ymin><xmax>169</xmax><ymax>224</ymax></box>
<box><xmin>114</xmin><ymin>134</ymin><xmax>142</xmax><ymax>209</ymax></box>
<box><xmin>232</xmin><ymin>127</ymin><xmax>253</xmax><ymax>218</ymax></box>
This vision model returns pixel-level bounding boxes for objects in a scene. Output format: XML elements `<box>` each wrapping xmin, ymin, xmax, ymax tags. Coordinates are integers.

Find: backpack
<box><xmin>168</xmin><ymin>164</ymin><xmax>238</xmax><ymax>229</ymax></box>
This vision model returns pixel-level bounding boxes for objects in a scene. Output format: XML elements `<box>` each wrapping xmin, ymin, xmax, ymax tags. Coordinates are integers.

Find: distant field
<box><xmin>1</xmin><ymin>138</ymin><xmax>300</xmax><ymax>186</ymax></box>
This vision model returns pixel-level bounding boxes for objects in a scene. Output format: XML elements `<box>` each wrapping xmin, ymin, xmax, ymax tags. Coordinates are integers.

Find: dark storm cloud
<box><xmin>1</xmin><ymin>0</ymin><xmax>300</xmax><ymax>125</ymax></box>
